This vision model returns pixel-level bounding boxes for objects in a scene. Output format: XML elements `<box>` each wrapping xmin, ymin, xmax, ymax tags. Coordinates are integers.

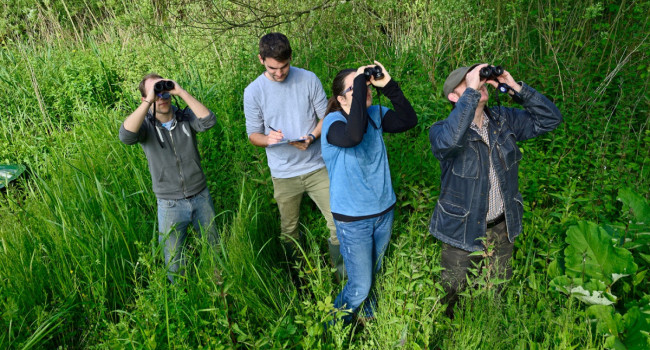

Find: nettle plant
<box><xmin>549</xmin><ymin>188</ymin><xmax>650</xmax><ymax>349</ymax></box>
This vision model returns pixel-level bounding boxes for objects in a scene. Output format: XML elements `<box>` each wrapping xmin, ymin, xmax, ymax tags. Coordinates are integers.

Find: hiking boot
<box><xmin>328</xmin><ymin>238</ymin><xmax>347</xmax><ymax>283</ymax></box>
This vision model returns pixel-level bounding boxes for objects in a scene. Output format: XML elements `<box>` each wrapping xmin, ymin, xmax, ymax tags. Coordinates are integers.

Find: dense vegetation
<box><xmin>0</xmin><ymin>0</ymin><xmax>648</xmax><ymax>348</ymax></box>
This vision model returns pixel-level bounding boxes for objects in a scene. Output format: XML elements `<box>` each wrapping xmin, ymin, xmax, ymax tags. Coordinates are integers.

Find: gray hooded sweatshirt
<box><xmin>119</xmin><ymin>106</ymin><xmax>216</xmax><ymax>200</ymax></box>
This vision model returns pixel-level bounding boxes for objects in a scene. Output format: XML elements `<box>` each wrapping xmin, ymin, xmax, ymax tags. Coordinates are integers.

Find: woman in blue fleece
<box><xmin>321</xmin><ymin>61</ymin><xmax>417</xmax><ymax>324</ymax></box>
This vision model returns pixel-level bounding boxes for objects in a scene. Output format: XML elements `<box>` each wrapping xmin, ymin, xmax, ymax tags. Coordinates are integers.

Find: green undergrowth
<box><xmin>1</xmin><ymin>0</ymin><xmax>649</xmax><ymax>348</ymax></box>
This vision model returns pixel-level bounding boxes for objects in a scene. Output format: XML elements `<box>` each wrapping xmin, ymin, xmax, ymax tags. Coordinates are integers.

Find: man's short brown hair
<box><xmin>259</xmin><ymin>33</ymin><xmax>292</xmax><ymax>61</ymax></box>
<box><xmin>138</xmin><ymin>73</ymin><xmax>163</xmax><ymax>97</ymax></box>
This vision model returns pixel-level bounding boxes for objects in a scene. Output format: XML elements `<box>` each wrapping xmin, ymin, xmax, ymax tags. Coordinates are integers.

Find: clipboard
<box><xmin>267</xmin><ymin>138</ymin><xmax>307</xmax><ymax>147</ymax></box>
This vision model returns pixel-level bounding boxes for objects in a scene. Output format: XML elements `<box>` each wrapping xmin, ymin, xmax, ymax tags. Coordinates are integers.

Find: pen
<box><xmin>268</xmin><ymin>125</ymin><xmax>278</xmax><ymax>132</ymax></box>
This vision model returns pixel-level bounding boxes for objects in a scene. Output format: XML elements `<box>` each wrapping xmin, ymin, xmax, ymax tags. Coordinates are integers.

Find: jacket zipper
<box><xmin>494</xmin><ymin>143</ymin><xmax>508</xmax><ymax>231</ymax></box>
<box><xmin>168</xmin><ymin>129</ymin><xmax>187</xmax><ymax>196</ymax></box>
<box><xmin>479</xmin><ymin>137</ymin><xmax>491</xmax><ymax>230</ymax></box>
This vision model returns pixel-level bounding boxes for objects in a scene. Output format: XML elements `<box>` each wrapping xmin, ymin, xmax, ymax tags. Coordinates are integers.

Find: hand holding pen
<box><xmin>267</xmin><ymin>125</ymin><xmax>284</xmax><ymax>146</ymax></box>
<box><xmin>267</xmin><ymin>125</ymin><xmax>311</xmax><ymax>150</ymax></box>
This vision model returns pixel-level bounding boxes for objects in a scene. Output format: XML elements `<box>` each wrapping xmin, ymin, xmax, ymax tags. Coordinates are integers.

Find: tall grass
<box><xmin>0</xmin><ymin>0</ymin><xmax>648</xmax><ymax>348</ymax></box>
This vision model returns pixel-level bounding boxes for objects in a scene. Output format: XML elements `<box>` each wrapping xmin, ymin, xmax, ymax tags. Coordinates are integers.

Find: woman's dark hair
<box><xmin>325</xmin><ymin>69</ymin><xmax>356</xmax><ymax>115</ymax></box>
<box><xmin>259</xmin><ymin>33</ymin><xmax>292</xmax><ymax>61</ymax></box>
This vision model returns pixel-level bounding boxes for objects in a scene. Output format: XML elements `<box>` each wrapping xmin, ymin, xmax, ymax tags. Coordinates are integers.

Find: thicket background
<box><xmin>0</xmin><ymin>0</ymin><xmax>648</xmax><ymax>348</ymax></box>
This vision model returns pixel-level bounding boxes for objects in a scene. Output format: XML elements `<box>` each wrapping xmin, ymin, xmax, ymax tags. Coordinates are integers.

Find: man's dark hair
<box><xmin>139</xmin><ymin>73</ymin><xmax>163</xmax><ymax>97</ymax></box>
<box><xmin>259</xmin><ymin>33</ymin><xmax>292</xmax><ymax>61</ymax></box>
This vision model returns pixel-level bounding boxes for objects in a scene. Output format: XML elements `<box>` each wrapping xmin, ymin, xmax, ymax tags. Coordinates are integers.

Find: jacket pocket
<box><xmin>496</xmin><ymin>132</ymin><xmax>522</xmax><ymax>171</ymax></box>
<box><xmin>185</xmin><ymin>159</ymin><xmax>205</xmax><ymax>186</ymax></box>
<box><xmin>435</xmin><ymin>200</ymin><xmax>470</xmax><ymax>243</ymax></box>
<box><xmin>451</xmin><ymin>144</ymin><xmax>479</xmax><ymax>179</ymax></box>
<box><xmin>512</xmin><ymin>193</ymin><xmax>524</xmax><ymax>233</ymax></box>
<box><xmin>158</xmin><ymin>165</ymin><xmax>175</xmax><ymax>185</ymax></box>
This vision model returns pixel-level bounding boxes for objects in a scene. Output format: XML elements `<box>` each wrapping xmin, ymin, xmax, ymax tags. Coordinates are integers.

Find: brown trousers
<box><xmin>440</xmin><ymin>219</ymin><xmax>513</xmax><ymax>317</ymax></box>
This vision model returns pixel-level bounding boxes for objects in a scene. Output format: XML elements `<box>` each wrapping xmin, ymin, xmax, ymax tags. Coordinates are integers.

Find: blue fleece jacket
<box><xmin>321</xmin><ymin>105</ymin><xmax>395</xmax><ymax>219</ymax></box>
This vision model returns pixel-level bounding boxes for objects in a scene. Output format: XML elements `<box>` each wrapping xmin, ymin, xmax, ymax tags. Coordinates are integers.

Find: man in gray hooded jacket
<box><xmin>119</xmin><ymin>73</ymin><xmax>218</xmax><ymax>283</ymax></box>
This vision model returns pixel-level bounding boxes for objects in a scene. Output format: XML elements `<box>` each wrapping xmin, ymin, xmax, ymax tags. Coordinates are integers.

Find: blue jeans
<box><xmin>157</xmin><ymin>187</ymin><xmax>219</xmax><ymax>283</ymax></box>
<box><xmin>333</xmin><ymin>209</ymin><xmax>394</xmax><ymax>323</ymax></box>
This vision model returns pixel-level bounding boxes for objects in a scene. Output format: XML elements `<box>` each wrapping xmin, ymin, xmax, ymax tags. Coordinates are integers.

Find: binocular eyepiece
<box><xmin>154</xmin><ymin>80</ymin><xmax>175</xmax><ymax>93</ymax></box>
<box><xmin>479</xmin><ymin>65</ymin><xmax>504</xmax><ymax>81</ymax></box>
<box><xmin>364</xmin><ymin>66</ymin><xmax>384</xmax><ymax>81</ymax></box>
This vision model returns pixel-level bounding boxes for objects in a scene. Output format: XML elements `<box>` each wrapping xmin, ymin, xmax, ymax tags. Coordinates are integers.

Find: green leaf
<box><xmin>618</xmin><ymin>188</ymin><xmax>650</xmax><ymax>224</ymax></box>
<box><xmin>621</xmin><ymin>296</ymin><xmax>650</xmax><ymax>350</ymax></box>
<box><xmin>565</xmin><ymin>221</ymin><xmax>638</xmax><ymax>284</ymax></box>
<box><xmin>572</xmin><ymin>285</ymin><xmax>616</xmax><ymax>305</ymax></box>
<box><xmin>583</xmin><ymin>279</ymin><xmax>610</xmax><ymax>293</ymax></box>
<box><xmin>548</xmin><ymin>276</ymin><xmax>616</xmax><ymax>304</ymax></box>
<box><xmin>547</xmin><ymin>259</ymin><xmax>561</xmax><ymax>279</ymax></box>
<box><xmin>604</xmin><ymin>336</ymin><xmax>628</xmax><ymax>350</ymax></box>
<box><xmin>0</xmin><ymin>164</ymin><xmax>25</xmax><ymax>189</ymax></box>
<box><xmin>549</xmin><ymin>275</ymin><xmax>574</xmax><ymax>295</ymax></box>
<box><xmin>640</xmin><ymin>253</ymin><xmax>650</xmax><ymax>265</ymax></box>
<box><xmin>633</xmin><ymin>270</ymin><xmax>647</xmax><ymax>287</ymax></box>
<box><xmin>587</xmin><ymin>304</ymin><xmax>622</xmax><ymax>336</ymax></box>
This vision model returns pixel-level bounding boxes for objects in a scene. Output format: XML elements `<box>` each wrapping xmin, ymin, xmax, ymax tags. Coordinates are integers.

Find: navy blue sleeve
<box><xmin>429</xmin><ymin>88</ymin><xmax>481</xmax><ymax>161</ymax></box>
<box><xmin>379</xmin><ymin>79</ymin><xmax>418</xmax><ymax>133</ymax></box>
<box><xmin>326</xmin><ymin>75</ymin><xmax>369</xmax><ymax>148</ymax></box>
<box><xmin>503</xmin><ymin>83</ymin><xmax>562</xmax><ymax>141</ymax></box>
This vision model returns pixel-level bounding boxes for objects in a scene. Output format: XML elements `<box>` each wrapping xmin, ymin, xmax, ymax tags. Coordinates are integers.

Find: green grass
<box><xmin>0</xmin><ymin>0</ymin><xmax>649</xmax><ymax>348</ymax></box>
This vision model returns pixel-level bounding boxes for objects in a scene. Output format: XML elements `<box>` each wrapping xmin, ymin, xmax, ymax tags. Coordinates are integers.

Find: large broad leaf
<box><xmin>0</xmin><ymin>164</ymin><xmax>25</xmax><ymax>189</ymax></box>
<box><xmin>549</xmin><ymin>275</ymin><xmax>574</xmax><ymax>295</ymax></box>
<box><xmin>586</xmin><ymin>296</ymin><xmax>650</xmax><ymax>350</ymax></box>
<box><xmin>618</xmin><ymin>188</ymin><xmax>650</xmax><ymax>225</ymax></box>
<box><xmin>587</xmin><ymin>304</ymin><xmax>623</xmax><ymax>337</ymax></box>
<box><xmin>621</xmin><ymin>295</ymin><xmax>650</xmax><ymax>350</ymax></box>
<box><xmin>572</xmin><ymin>285</ymin><xmax>616</xmax><ymax>305</ymax></box>
<box><xmin>550</xmin><ymin>276</ymin><xmax>617</xmax><ymax>305</ymax></box>
<box><xmin>565</xmin><ymin>221</ymin><xmax>638</xmax><ymax>285</ymax></box>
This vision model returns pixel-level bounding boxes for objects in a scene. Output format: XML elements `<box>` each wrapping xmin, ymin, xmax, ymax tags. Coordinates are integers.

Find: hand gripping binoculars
<box><xmin>480</xmin><ymin>65</ymin><xmax>510</xmax><ymax>93</ymax></box>
<box><xmin>363</xmin><ymin>66</ymin><xmax>384</xmax><ymax>81</ymax></box>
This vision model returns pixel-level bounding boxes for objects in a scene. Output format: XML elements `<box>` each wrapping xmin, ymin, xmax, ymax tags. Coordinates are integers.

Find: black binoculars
<box><xmin>364</xmin><ymin>66</ymin><xmax>384</xmax><ymax>81</ymax></box>
<box><xmin>479</xmin><ymin>65</ymin><xmax>504</xmax><ymax>81</ymax></box>
<box><xmin>154</xmin><ymin>80</ymin><xmax>175</xmax><ymax>93</ymax></box>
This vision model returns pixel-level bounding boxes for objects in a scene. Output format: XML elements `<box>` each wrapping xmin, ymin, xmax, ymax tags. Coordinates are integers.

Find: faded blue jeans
<box><xmin>333</xmin><ymin>209</ymin><xmax>394</xmax><ymax>324</ymax></box>
<box><xmin>157</xmin><ymin>187</ymin><xmax>219</xmax><ymax>283</ymax></box>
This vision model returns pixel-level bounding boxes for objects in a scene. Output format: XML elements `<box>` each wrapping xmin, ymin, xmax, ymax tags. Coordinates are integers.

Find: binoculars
<box><xmin>479</xmin><ymin>65</ymin><xmax>511</xmax><ymax>93</ymax></box>
<box><xmin>479</xmin><ymin>65</ymin><xmax>504</xmax><ymax>81</ymax></box>
<box><xmin>364</xmin><ymin>66</ymin><xmax>384</xmax><ymax>81</ymax></box>
<box><xmin>154</xmin><ymin>80</ymin><xmax>175</xmax><ymax>93</ymax></box>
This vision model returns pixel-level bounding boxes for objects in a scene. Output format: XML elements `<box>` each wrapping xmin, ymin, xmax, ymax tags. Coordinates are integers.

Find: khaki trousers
<box><xmin>271</xmin><ymin>167</ymin><xmax>338</xmax><ymax>245</ymax></box>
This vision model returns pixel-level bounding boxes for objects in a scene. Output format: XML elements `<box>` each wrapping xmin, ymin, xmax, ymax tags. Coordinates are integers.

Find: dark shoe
<box><xmin>281</xmin><ymin>231</ymin><xmax>306</xmax><ymax>262</ymax></box>
<box><xmin>444</xmin><ymin>303</ymin><xmax>455</xmax><ymax>320</ymax></box>
<box><xmin>328</xmin><ymin>239</ymin><xmax>346</xmax><ymax>283</ymax></box>
<box><xmin>281</xmin><ymin>239</ymin><xmax>306</xmax><ymax>290</ymax></box>
<box><xmin>356</xmin><ymin>315</ymin><xmax>375</xmax><ymax>327</ymax></box>
<box><xmin>282</xmin><ymin>240</ymin><xmax>299</xmax><ymax>264</ymax></box>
